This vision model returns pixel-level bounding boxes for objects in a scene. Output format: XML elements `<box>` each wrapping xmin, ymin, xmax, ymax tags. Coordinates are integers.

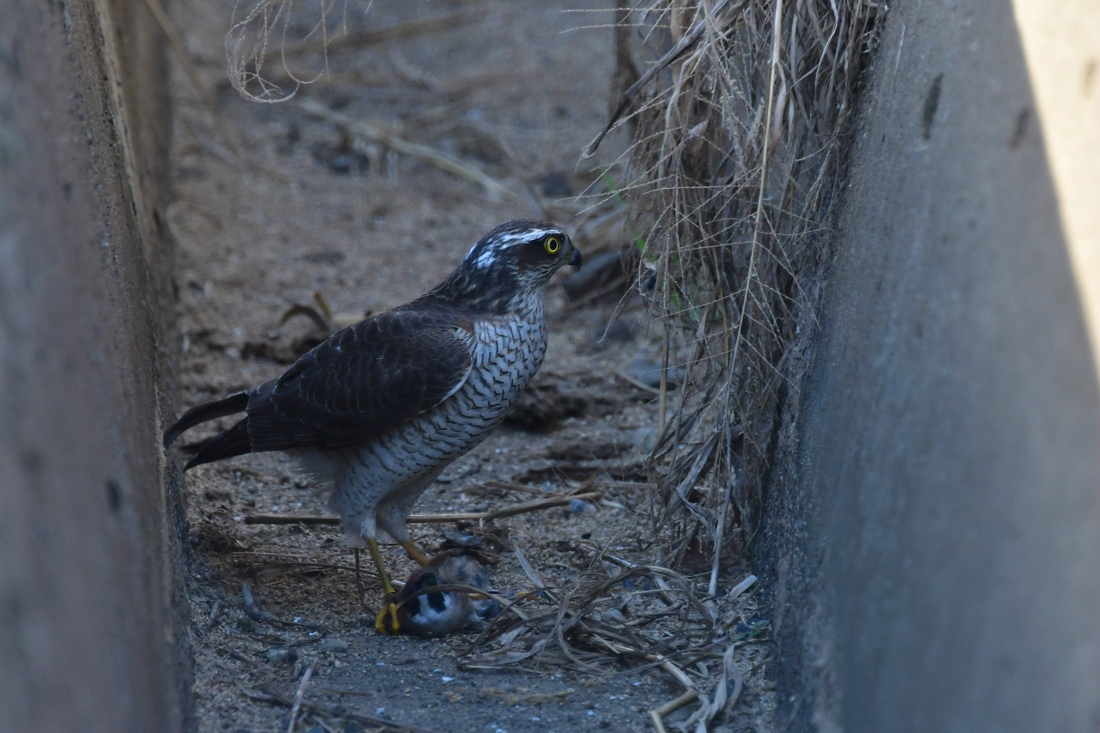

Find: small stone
<box><xmin>570</xmin><ymin>498</ymin><xmax>597</xmax><ymax>515</ymax></box>
<box><xmin>440</xmin><ymin>527</ymin><xmax>480</xmax><ymax>548</ymax></box>
<box><xmin>320</xmin><ymin>637</ymin><xmax>348</xmax><ymax>653</ymax></box>
<box><xmin>265</xmin><ymin>646</ymin><xmax>297</xmax><ymax>665</ymax></box>
<box><xmin>329</xmin><ymin>154</ymin><xmax>352</xmax><ymax>174</ymax></box>
<box><xmin>598</xmin><ymin>608</ymin><xmax>628</xmax><ymax>624</ymax></box>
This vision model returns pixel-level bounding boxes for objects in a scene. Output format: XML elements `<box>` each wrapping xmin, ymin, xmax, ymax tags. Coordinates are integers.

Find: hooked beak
<box><xmin>568</xmin><ymin>244</ymin><xmax>583</xmax><ymax>270</ymax></box>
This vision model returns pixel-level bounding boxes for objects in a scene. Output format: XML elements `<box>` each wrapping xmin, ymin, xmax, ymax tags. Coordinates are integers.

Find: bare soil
<box><xmin>165</xmin><ymin>2</ymin><xmax>772</xmax><ymax>731</ymax></box>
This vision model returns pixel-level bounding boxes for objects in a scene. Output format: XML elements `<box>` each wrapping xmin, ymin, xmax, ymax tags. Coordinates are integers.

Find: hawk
<box><xmin>163</xmin><ymin>220</ymin><xmax>580</xmax><ymax>633</ymax></box>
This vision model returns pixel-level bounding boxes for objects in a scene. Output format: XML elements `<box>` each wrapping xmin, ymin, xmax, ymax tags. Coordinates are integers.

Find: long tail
<box><xmin>184</xmin><ymin>419</ymin><xmax>252</xmax><ymax>469</ymax></box>
<box><xmin>163</xmin><ymin>392</ymin><xmax>249</xmax><ymax>448</ymax></box>
<box><xmin>163</xmin><ymin>392</ymin><xmax>253</xmax><ymax>470</ymax></box>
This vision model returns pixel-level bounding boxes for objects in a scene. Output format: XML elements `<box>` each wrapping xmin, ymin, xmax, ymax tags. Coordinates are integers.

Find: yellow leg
<box><xmin>399</xmin><ymin>539</ymin><xmax>431</xmax><ymax>567</ymax></box>
<box><xmin>368</xmin><ymin>538</ymin><xmax>400</xmax><ymax>634</ymax></box>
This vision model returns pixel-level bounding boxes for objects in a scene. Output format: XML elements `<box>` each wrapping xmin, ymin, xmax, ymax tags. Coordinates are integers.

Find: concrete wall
<box><xmin>760</xmin><ymin>1</ymin><xmax>1100</xmax><ymax>731</ymax></box>
<box><xmin>0</xmin><ymin>0</ymin><xmax>187</xmax><ymax>731</ymax></box>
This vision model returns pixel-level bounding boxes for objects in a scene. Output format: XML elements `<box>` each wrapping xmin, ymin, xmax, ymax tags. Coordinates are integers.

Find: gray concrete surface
<box><xmin>758</xmin><ymin>1</ymin><xmax>1100</xmax><ymax>731</ymax></box>
<box><xmin>0</xmin><ymin>0</ymin><xmax>187</xmax><ymax>731</ymax></box>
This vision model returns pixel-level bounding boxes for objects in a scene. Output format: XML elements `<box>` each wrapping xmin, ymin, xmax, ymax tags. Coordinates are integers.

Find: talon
<box><xmin>399</xmin><ymin>539</ymin><xmax>431</xmax><ymax>567</ymax></box>
<box><xmin>375</xmin><ymin>599</ymin><xmax>401</xmax><ymax>635</ymax></box>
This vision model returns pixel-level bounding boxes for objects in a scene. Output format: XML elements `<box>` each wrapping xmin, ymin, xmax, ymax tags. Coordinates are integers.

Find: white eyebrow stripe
<box><xmin>466</xmin><ymin>225</ymin><xmax>567</xmax><ymax>268</ymax></box>
<box><xmin>468</xmin><ymin>228</ymin><xmax>563</xmax><ymax>268</ymax></box>
<box><xmin>499</xmin><ymin>228</ymin><xmax>559</xmax><ymax>243</ymax></box>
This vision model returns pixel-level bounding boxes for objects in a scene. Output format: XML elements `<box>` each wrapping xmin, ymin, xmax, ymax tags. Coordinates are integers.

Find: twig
<box><xmin>649</xmin><ymin>690</ymin><xmax>699</xmax><ymax>733</ymax></box>
<box><xmin>410</xmin><ymin>504</ymin><xmax>545</xmax><ymax>524</ymax></box>
<box><xmin>726</xmin><ymin>574</ymin><xmax>757</xmax><ymax>601</ymax></box>
<box><xmin>585</xmin><ymin>0</ymin><xmax>744</xmax><ymax>157</ymax></box>
<box><xmin>312</xmin><ymin>291</ymin><xmax>334</xmax><ymax>322</ymax></box>
<box><xmin>238</xmin><ymin>684</ymin><xmax>444</xmax><ymax>733</ymax></box>
<box><xmin>287</xmin><ymin>658</ymin><xmax>317</xmax><ymax>733</ymax></box>
<box><xmin>658</xmin><ymin>325</ymin><xmax>670</xmax><ymax>436</ymax></box>
<box><xmin>512</xmin><ymin>544</ymin><xmax>548</xmax><ymax>593</ymax></box>
<box><xmin>241</xmin><ymin>581</ymin><xmax>271</xmax><ymax>623</ymax></box>
<box><xmin>578</xmin><ymin>470</ymin><xmax>602</xmax><ymax>492</ymax></box>
<box><xmin>482</xmin><ymin>686</ymin><xmax>577</xmax><ymax>705</ymax></box>
<box><xmin>244</xmin><ymin>515</ymin><xmax>339</xmax><ymax>526</ymax></box>
<box><xmin>199</xmin><ymin>599</ymin><xmax>223</xmax><ymax>634</ymax></box>
<box><xmin>310</xmin><ymin>687</ymin><xmax>374</xmax><ymax>698</ymax></box>
<box><xmin>648</xmin><ymin>655</ymin><xmax>699</xmax><ymax>732</ymax></box>
<box><xmin>684</xmin><ymin>642</ymin><xmax>743</xmax><ymax>730</ymax></box>
<box><xmin>728</xmin><ymin>0</ymin><xmax>785</xmax><ymax>409</ymax></box>
<box><xmin>242</xmin><ymin>492</ymin><xmax>602</xmax><ymax>527</ymax></box>
<box><xmin>613</xmin><ymin>369</ymin><xmax>662</xmax><ymax>396</ymax></box>
<box><xmin>280</xmin><ymin>303</ymin><xmax>331</xmax><ymax>332</ymax></box>
<box><xmin>298</xmin><ymin>99</ymin><xmax>522</xmax><ymax>203</ymax></box>
<box><xmin>481</xmin><ymin>479</ymin><xmax>563</xmax><ymax>497</ymax></box>
<box><xmin>241</xmin><ymin>582</ymin><xmax>322</xmax><ymax>629</ymax></box>
<box><xmin>306</xmin><ymin>715</ymin><xmax>338</xmax><ymax>733</ymax></box>
<box><xmin>228</xmin><ymin>555</ymin><xmax>365</xmax><ymax>576</ymax></box>
<box><xmin>585</xmin><ymin>634</ymin><xmax>698</xmax><ymax>731</ymax></box>
<box><xmin>411</xmin><ymin>491</ymin><xmax>602</xmax><ymax>523</ymax></box>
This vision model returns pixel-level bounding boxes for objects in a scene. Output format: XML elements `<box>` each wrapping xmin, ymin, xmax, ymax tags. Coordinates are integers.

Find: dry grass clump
<box><xmin>224</xmin><ymin>0</ymin><xmax>487</xmax><ymax>102</ymax></box>
<box><xmin>225</xmin><ymin>0</ymin><xmax>350</xmax><ymax>102</ymax></box>
<box><xmin>457</xmin><ymin>548</ymin><xmax>770</xmax><ymax>732</ymax></box>
<box><xmin>589</xmin><ymin>0</ymin><xmax>880</xmax><ymax>577</ymax></box>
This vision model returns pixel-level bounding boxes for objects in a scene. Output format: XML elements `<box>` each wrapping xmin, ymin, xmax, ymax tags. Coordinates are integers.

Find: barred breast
<box><xmin>329</xmin><ymin>303</ymin><xmax>548</xmax><ymax>542</ymax></box>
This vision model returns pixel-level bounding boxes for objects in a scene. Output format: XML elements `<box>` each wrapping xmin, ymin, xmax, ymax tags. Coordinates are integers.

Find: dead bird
<box><xmin>378</xmin><ymin>552</ymin><xmax>500</xmax><ymax>638</ymax></box>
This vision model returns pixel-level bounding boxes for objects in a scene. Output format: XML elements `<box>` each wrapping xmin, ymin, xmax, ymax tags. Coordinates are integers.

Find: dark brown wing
<box><xmin>243</xmin><ymin>308</ymin><xmax>474</xmax><ymax>452</ymax></box>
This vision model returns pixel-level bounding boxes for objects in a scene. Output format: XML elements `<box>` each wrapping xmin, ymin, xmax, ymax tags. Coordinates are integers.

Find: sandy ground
<box><xmin>164</xmin><ymin>2</ymin><xmax>773</xmax><ymax>731</ymax></box>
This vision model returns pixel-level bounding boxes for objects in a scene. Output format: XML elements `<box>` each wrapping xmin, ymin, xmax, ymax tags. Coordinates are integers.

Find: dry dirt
<box><xmin>165</xmin><ymin>2</ymin><xmax>773</xmax><ymax>731</ymax></box>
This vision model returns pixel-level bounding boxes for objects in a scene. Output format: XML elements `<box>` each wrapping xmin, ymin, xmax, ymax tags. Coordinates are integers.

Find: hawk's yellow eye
<box><xmin>543</xmin><ymin>236</ymin><xmax>561</xmax><ymax>255</ymax></box>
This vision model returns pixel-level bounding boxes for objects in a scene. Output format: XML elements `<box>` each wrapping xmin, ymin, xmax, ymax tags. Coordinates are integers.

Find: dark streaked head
<box><xmin>429</xmin><ymin>219</ymin><xmax>581</xmax><ymax>313</ymax></box>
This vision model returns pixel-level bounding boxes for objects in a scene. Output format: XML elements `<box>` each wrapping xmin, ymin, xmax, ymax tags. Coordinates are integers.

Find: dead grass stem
<box><xmin>590</xmin><ymin>0</ymin><xmax>879</xmax><ymax>574</ymax></box>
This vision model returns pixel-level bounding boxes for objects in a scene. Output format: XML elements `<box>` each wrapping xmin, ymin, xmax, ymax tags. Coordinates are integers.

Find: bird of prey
<box><xmin>378</xmin><ymin>552</ymin><xmax>499</xmax><ymax>637</ymax></box>
<box><xmin>163</xmin><ymin>219</ymin><xmax>581</xmax><ymax>634</ymax></box>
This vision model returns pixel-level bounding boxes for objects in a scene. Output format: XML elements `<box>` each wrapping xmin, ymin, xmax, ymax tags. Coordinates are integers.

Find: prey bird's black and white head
<box><xmin>426</xmin><ymin>219</ymin><xmax>581</xmax><ymax>315</ymax></box>
<box><xmin>379</xmin><ymin>552</ymin><xmax>500</xmax><ymax>638</ymax></box>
